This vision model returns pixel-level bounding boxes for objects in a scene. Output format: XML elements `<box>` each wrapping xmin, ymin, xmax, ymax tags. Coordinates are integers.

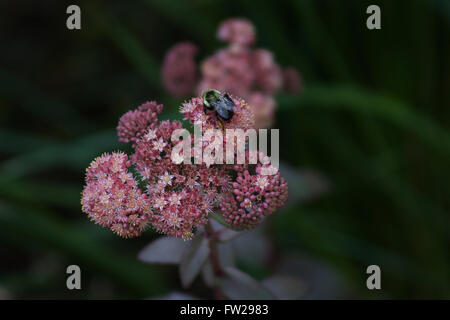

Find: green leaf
<box><xmin>292</xmin><ymin>0</ymin><xmax>351</xmax><ymax>80</ymax></box>
<box><xmin>0</xmin><ymin>177</ymin><xmax>80</xmax><ymax>210</ymax></box>
<box><xmin>83</xmin><ymin>2</ymin><xmax>161</xmax><ymax>89</ymax></box>
<box><xmin>278</xmin><ymin>85</ymin><xmax>450</xmax><ymax>158</ymax></box>
<box><xmin>0</xmin><ymin>68</ymin><xmax>92</xmax><ymax>134</ymax></box>
<box><xmin>0</xmin><ymin>201</ymin><xmax>166</xmax><ymax>297</ymax></box>
<box><xmin>0</xmin><ymin>130</ymin><xmax>119</xmax><ymax>179</ymax></box>
<box><xmin>0</xmin><ymin>129</ymin><xmax>55</xmax><ymax>154</ymax></box>
<box><xmin>144</xmin><ymin>0</ymin><xmax>218</xmax><ymax>50</ymax></box>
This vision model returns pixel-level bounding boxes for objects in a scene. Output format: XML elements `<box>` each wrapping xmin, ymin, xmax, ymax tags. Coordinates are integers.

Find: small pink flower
<box><xmin>180</xmin><ymin>101</ymin><xmax>196</xmax><ymax>114</ymax></box>
<box><xmin>256</xmin><ymin>176</ymin><xmax>268</xmax><ymax>190</ymax></box>
<box><xmin>159</xmin><ymin>171</ymin><xmax>173</xmax><ymax>186</ymax></box>
<box><xmin>171</xmin><ymin>151</ymin><xmax>185</xmax><ymax>164</ymax></box>
<box><xmin>168</xmin><ymin>192</ymin><xmax>182</xmax><ymax>206</ymax></box>
<box><xmin>153</xmin><ymin>197</ymin><xmax>167</xmax><ymax>210</ymax></box>
<box><xmin>185</xmin><ymin>177</ymin><xmax>200</xmax><ymax>189</ymax></box>
<box><xmin>143</xmin><ymin>129</ymin><xmax>157</xmax><ymax>141</ymax></box>
<box><xmin>163</xmin><ymin>210</ymin><xmax>182</xmax><ymax>228</ymax></box>
<box><xmin>153</xmin><ymin>137</ymin><xmax>167</xmax><ymax>152</ymax></box>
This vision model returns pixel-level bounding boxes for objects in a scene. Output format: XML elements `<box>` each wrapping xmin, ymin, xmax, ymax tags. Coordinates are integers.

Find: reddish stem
<box><xmin>204</xmin><ymin>221</ymin><xmax>226</xmax><ymax>299</ymax></box>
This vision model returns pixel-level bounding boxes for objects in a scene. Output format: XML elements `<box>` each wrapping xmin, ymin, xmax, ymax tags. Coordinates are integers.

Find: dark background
<box><xmin>1</xmin><ymin>0</ymin><xmax>449</xmax><ymax>299</ymax></box>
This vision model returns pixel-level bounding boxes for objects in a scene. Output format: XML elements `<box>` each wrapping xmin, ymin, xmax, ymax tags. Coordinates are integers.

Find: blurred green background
<box><xmin>1</xmin><ymin>0</ymin><xmax>450</xmax><ymax>299</ymax></box>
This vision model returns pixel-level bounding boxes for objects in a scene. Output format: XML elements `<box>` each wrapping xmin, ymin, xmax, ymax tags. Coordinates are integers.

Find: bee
<box><xmin>202</xmin><ymin>89</ymin><xmax>235</xmax><ymax>125</ymax></box>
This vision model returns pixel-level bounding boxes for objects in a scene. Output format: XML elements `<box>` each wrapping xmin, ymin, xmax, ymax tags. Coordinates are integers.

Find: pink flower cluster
<box><xmin>81</xmin><ymin>152</ymin><xmax>150</xmax><ymax>238</ymax></box>
<box><xmin>161</xmin><ymin>42</ymin><xmax>198</xmax><ymax>98</ymax></box>
<box><xmin>117</xmin><ymin>101</ymin><xmax>163</xmax><ymax>145</ymax></box>
<box><xmin>162</xmin><ymin>18</ymin><xmax>302</xmax><ymax>128</ymax></box>
<box><xmin>220</xmin><ymin>164</ymin><xmax>288</xmax><ymax>229</ymax></box>
<box><xmin>81</xmin><ymin>94</ymin><xmax>288</xmax><ymax>239</ymax></box>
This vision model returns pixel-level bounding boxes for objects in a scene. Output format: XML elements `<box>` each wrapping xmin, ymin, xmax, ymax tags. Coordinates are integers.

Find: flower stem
<box><xmin>204</xmin><ymin>221</ymin><xmax>226</xmax><ymax>299</ymax></box>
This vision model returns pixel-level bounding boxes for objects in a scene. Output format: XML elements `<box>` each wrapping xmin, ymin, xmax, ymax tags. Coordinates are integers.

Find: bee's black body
<box><xmin>202</xmin><ymin>89</ymin><xmax>235</xmax><ymax>121</ymax></box>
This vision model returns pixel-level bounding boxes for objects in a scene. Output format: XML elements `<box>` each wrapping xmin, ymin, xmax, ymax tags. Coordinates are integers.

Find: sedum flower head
<box><xmin>82</xmin><ymin>93</ymin><xmax>288</xmax><ymax>239</ymax></box>
<box><xmin>81</xmin><ymin>152</ymin><xmax>150</xmax><ymax>238</ymax></box>
<box><xmin>219</xmin><ymin>164</ymin><xmax>288</xmax><ymax>229</ymax></box>
<box><xmin>161</xmin><ymin>18</ymin><xmax>303</xmax><ymax>129</ymax></box>
<box><xmin>198</xmin><ymin>48</ymin><xmax>255</xmax><ymax>98</ymax></box>
<box><xmin>162</xmin><ymin>42</ymin><xmax>198</xmax><ymax>97</ymax></box>
<box><xmin>117</xmin><ymin>101</ymin><xmax>163</xmax><ymax>145</ymax></box>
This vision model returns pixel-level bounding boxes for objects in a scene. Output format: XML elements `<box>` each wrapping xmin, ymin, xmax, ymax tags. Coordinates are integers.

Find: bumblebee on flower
<box><xmin>81</xmin><ymin>90</ymin><xmax>288</xmax><ymax>239</ymax></box>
